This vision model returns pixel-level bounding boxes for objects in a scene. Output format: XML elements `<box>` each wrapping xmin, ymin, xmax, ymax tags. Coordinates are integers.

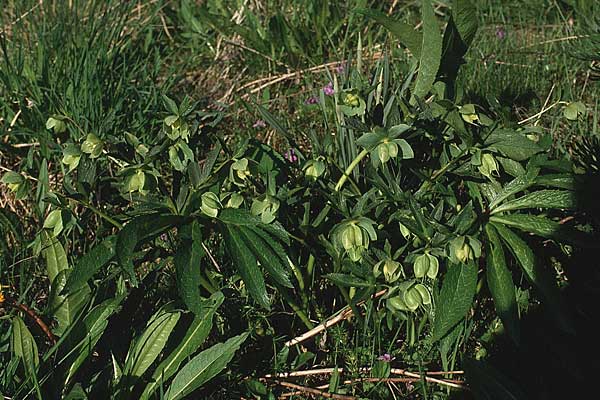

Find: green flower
<box><xmin>230</xmin><ymin>158</ymin><xmax>251</xmax><ymax>186</ymax></box>
<box><xmin>251</xmin><ymin>194</ymin><xmax>280</xmax><ymax>224</ymax></box>
<box><xmin>331</xmin><ymin>217</ymin><xmax>377</xmax><ymax>262</ymax></box>
<box><xmin>62</xmin><ymin>144</ymin><xmax>81</xmax><ymax>172</ymax></box>
<box><xmin>303</xmin><ymin>158</ymin><xmax>326</xmax><ymax>180</ymax></box>
<box><xmin>81</xmin><ymin>134</ymin><xmax>104</xmax><ymax>158</ymax></box>
<box><xmin>201</xmin><ymin>192</ymin><xmax>222</xmax><ymax>218</ymax></box>
<box><xmin>413</xmin><ymin>253</ymin><xmax>439</xmax><ymax>279</ymax></box>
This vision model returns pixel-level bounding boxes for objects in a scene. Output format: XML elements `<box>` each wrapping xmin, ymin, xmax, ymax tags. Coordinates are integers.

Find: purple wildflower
<box><xmin>253</xmin><ymin>119</ymin><xmax>266</xmax><ymax>129</ymax></box>
<box><xmin>323</xmin><ymin>82</ymin><xmax>334</xmax><ymax>96</ymax></box>
<box><xmin>495</xmin><ymin>26</ymin><xmax>506</xmax><ymax>40</ymax></box>
<box><xmin>335</xmin><ymin>62</ymin><xmax>346</xmax><ymax>74</ymax></box>
<box><xmin>304</xmin><ymin>96</ymin><xmax>319</xmax><ymax>105</ymax></box>
<box><xmin>284</xmin><ymin>148</ymin><xmax>298</xmax><ymax>163</ymax></box>
<box><xmin>377</xmin><ymin>353</ymin><xmax>392</xmax><ymax>362</ymax></box>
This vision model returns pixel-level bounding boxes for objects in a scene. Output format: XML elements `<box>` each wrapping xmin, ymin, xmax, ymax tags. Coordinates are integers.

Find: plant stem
<box><xmin>70</xmin><ymin>197</ymin><xmax>123</xmax><ymax>229</ymax></box>
<box><xmin>334</xmin><ymin>148</ymin><xmax>369</xmax><ymax>191</ymax></box>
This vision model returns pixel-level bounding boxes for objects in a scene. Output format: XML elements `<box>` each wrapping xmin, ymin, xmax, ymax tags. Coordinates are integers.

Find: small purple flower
<box><xmin>253</xmin><ymin>119</ymin><xmax>266</xmax><ymax>129</ymax></box>
<box><xmin>335</xmin><ymin>63</ymin><xmax>346</xmax><ymax>74</ymax></box>
<box><xmin>284</xmin><ymin>148</ymin><xmax>298</xmax><ymax>163</ymax></box>
<box><xmin>377</xmin><ymin>353</ymin><xmax>392</xmax><ymax>362</ymax></box>
<box><xmin>323</xmin><ymin>82</ymin><xmax>334</xmax><ymax>96</ymax></box>
<box><xmin>304</xmin><ymin>96</ymin><xmax>319</xmax><ymax>105</ymax></box>
<box><xmin>495</xmin><ymin>26</ymin><xmax>506</xmax><ymax>40</ymax></box>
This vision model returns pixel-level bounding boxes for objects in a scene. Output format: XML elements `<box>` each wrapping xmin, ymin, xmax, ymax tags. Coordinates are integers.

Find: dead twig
<box><xmin>284</xmin><ymin>289</ymin><xmax>387</xmax><ymax>347</ymax></box>
<box><xmin>273</xmin><ymin>380</ymin><xmax>357</xmax><ymax>400</ymax></box>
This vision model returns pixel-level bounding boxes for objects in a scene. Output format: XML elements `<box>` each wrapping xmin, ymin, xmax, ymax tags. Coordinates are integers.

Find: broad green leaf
<box><xmin>164</xmin><ymin>332</ymin><xmax>249</xmax><ymax>400</ymax></box>
<box><xmin>489</xmin><ymin>214</ymin><xmax>593</xmax><ymax>247</ymax></box>
<box><xmin>464</xmin><ymin>359</ymin><xmax>527</xmax><ymax>400</ymax></box>
<box><xmin>142</xmin><ymin>292</ymin><xmax>224</xmax><ymax>400</ymax></box>
<box><xmin>488</xmin><ymin>169</ymin><xmax>538</xmax><ymax>209</ymax></box>
<box><xmin>65</xmin><ymin>298</ymin><xmax>120</xmax><ymax>386</ymax></box>
<box><xmin>491</xmin><ymin>190</ymin><xmax>576</xmax><ymax>215</ymax></box>
<box><xmin>63</xmin><ymin>237</ymin><xmax>116</xmax><ymax>295</ymax></box>
<box><xmin>431</xmin><ymin>262</ymin><xmax>477</xmax><ymax>342</ymax></box>
<box><xmin>12</xmin><ymin>315</ymin><xmax>39</xmax><ymax>373</ymax></box>
<box><xmin>224</xmin><ymin>226</ymin><xmax>270</xmax><ymax>309</ymax></box>
<box><xmin>125</xmin><ymin>309</ymin><xmax>181</xmax><ymax>378</ymax></box>
<box><xmin>484</xmin><ymin>129</ymin><xmax>543</xmax><ymax>161</ymax></box>
<box><xmin>219</xmin><ymin>208</ymin><xmax>290</xmax><ymax>245</ymax></box>
<box><xmin>534</xmin><ymin>174</ymin><xmax>575</xmax><ymax>190</ymax></box>
<box><xmin>325</xmin><ymin>273</ymin><xmax>373</xmax><ymax>288</ymax></box>
<box><xmin>12</xmin><ymin>316</ymin><xmax>42</xmax><ymax>399</ymax></box>
<box><xmin>174</xmin><ymin>237</ymin><xmax>205</xmax><ymax>314</ymax></box>
<box><xmin>239</xmin><ymin>226</ymin><xmax>293</xmax><ymax>288</ymax></box>
<box><xmin>49</xmin><ymin>269</ymin><xmax>91</xmax><ymax>336</ymax></box>
<box><xmin>411</xmin><ymin>0</ymin><xmax>443</xmax><ymax>103</ymax></box>
<box><xmin>451</xmin><ymin>0</ymin><xmax>477</xmax><ymax>46</ymax></box>
<box><xmin>355</xmin><ymin>9</ymin><xmax>422</xmax><ymax>58</ymax></box>
<box><xmin>492</xmin><ymin>223</ymin><xmax>572</xmax><ymax>333</ymax></box>
<box><xmin>485</xmin><ymin>225</ymin><xmax>519</xmax><ymax>344</ymax></box>
<box><xmin>117</xmin><ymin>214</ymin><xmax>182</xmax><ymax>285</ymax></box>
<box><xmin>42</xmin><ymin>231</ymin><xmax>68</xmax><ymax>284</ymax></box>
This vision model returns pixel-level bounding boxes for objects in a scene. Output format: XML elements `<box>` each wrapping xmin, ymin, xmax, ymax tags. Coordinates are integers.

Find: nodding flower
<box><xmin>304</xmin><ymin>96</ymin><xmax>319</xmax><ymax>105</ymax></box>
<box><xmin>253</xmin><ymin>119</ymin><xmax>266</xmax><ymax>129</ymax></box>
<box><xmin>285</xmin><ymin>148</ymin><xmax>298</xmax><ymax>163</ymax></box>
<box><xmin>323</xmin><ymin>82</ymin><xmax>334</xmax><ymax>96</ymax></box>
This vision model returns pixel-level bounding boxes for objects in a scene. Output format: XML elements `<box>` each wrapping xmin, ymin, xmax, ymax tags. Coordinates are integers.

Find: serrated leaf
<box><xmin>164</xmin><ymin>332</ymin><xmax>249</xmax><ymax>400</ymax></box>
<box><xmin>492</xmin><ymin>223</ymin><xmax>572</xmax><ymax>333</ymax></box>
<box><xmin>125</xmin><ymin>310</ymin><xmax>181</xmax><ymax>378</ymax></box>
<box><xmin>224</xmin><ymin>226</ymin><xmax>270</xmax><ymax>309</ymax></box>
<box><xmin>142</xmin><ymin>292</ymin><xmax>224</xmax><ymax>400</ymax></box>
<box><xmin>63</xmin><ymin>237</ymin><xmax>116</xmax><ymax>295</ymax></box>
<box><xmin>325</xmin><ymin>273</ymin><xmax>373</xmax><ymax>288</ymax></box>
<box><xmin>484</xmin><ymin>129</ymin><xmax>543</xmax><ymax>161</ymax></box>
<box><xmin>489</xmin><ymin>214</ymin><xmax>594</xmax><ymax>247</ymax></box>
<box><xmin>491</xmin><ymin>190</ymin><xmax>576</xmax><ymax>214</ymax></box>
<box><xmin>488</xmin><ymin>170</ymin><xmax>538</xmax><ymax>209</ymax></box>
<box><xmin>239</xmin><ymin>226</ymin><xmax>293</xmax><ymax>288</ymax></box>
<box><xmin>411</xmin><ymin>0</ymin><xmax>443</xmax><ymax>103</ymax></box>
<box><xmin>117</xmin><ymin>214</ymin><xmax>182</xmax><ymax>285</ymax></box>
<box><xmin>485</xmin><ymin>225</ymin><xmax>520</xmax><ymax>344</ymax></box>
<box><xmin>355</xmin><ymin>8</ymin><xmax>422</xmax><ymax>58</ymax></box>
<box><xmin>431</xmin><ymin>262</ymin><xmax>477</xmax><ymax>342</ymax></box>
<box><xmin>175</xmin><ymin>223</ymin><xmax>206</xmax><ymax>315</ymax></box>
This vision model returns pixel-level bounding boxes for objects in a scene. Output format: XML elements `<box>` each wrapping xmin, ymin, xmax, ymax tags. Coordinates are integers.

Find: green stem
<box><xmin>334</xmin><ymin>148</ymin><xmax>369</xmax><ymax>191</ymax></box>
<box><xmin>72</xmin><ymin>198</ymin><xmax>123</xmax><ymax>229</ymax></box>
<box><xmin>277</xmin><ymin>285</ymin><xmax>314</xmax><ymax>330</ymax></box>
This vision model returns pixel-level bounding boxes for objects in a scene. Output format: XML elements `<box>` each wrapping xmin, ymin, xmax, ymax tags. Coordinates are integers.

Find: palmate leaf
<box><xmin>431</xmin><ymin>262</ymin><xmax>477</xmax><ymax>342</ymax></box>
<box><xmin>141</xmin><ymin>292</ymin><xmax>224</xmax><ymax>400</ymax></box>
<box><xmin>485</xmin><ymin>225</ymin><xmax>520</xmax><ymax>344</ymax></box>
<box><xmin>491</xmin><ymin>190</ymin><xmax>577</xmax><ymax>215</ymax></box>
<box><xmin>492</xmin><ymin>223</ymin><xmax>573</xmax><ymax>333</ymax></box>
<box><xmin>116</xmin><ymin>214</ymin><xmax>183</xmax><ymax>285</ymax></box>
<box><xmin>220</xmin><ymin>208</ymin><xmax>292</xmax><ymax>309</ymax></box>
<box><xmin>224</xmin><ymin>225</ymin><xmax>270</xmax><ymax>309</ymax></box>
<box><xmin>124</xmin><ymin>309</ymin><xmax>181</xmax><ymax>379</ymax></box>
<box><xmin>164</xmin><ymin>332</ymin><xmax>249</xmax><ymax>400</ymax></box>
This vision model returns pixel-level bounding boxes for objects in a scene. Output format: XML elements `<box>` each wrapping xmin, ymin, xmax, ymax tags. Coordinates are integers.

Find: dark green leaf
<box><xmin>484</xmin><ymin>129</ymin><xmax>543</xmax><ymax>161</ymax></box>
<box><xmin>464</xmin><ymin>359</ymin><xmax>527</xmax><ymax>400</ymax></box>
<box><xmin>485</xmin><ymin>225</ymin><xmax>520</xmax><ymax>344</ymax></box>
<box><xmin>431</xmin><ymin>262</ymin><xmax>477</xmax><ymax>342</ymax></box>
<box><xmin>325</xmin><ymin>273</ymin><xmax>373</xmax><ymax>288</ymax></box>
<box><xmin>63</xmin><ymin>237</ymin><xmax>116</xmax><ymax>295</ymax></box>
<box><xmin>224</xmin><ymin>226</ymin><xmax>270</xmax><ymax>309</ymax></box>
<box><xmin>412</xmin><ymin>0</ymin><xmax>443</xmax><ymax>102</ymax></box>
<box><xmin>491</xmin><ymin>190</ymin><xmax>576</xmax><ymax>214</ymax></box>
<box><xmin>355</xmin><ymin>9</ymin><xmax>422</xmax><ymax>58</ymax></box>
